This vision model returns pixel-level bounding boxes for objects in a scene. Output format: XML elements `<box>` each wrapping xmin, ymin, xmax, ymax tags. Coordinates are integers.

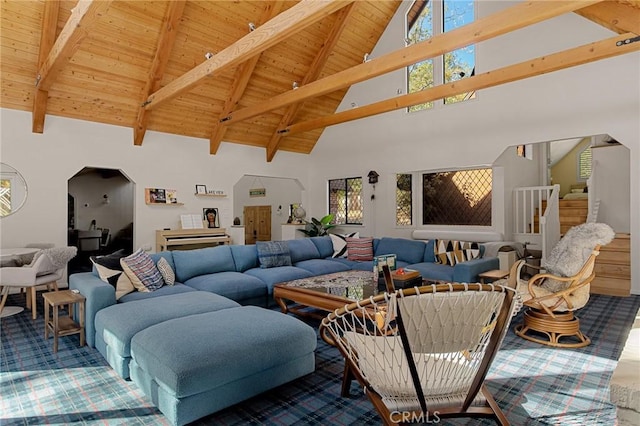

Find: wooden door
<box><xmin>244</xmin><ymin>206</ymin><xmax>271</xmax><ymax>244</ymax></box>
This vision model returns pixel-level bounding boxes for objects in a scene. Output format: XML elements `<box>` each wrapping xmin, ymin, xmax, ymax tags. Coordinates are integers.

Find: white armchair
<box><xmin>0</xmin><ymin>247</ymin><xmax>77</xmax><ymax>319</ymax></box>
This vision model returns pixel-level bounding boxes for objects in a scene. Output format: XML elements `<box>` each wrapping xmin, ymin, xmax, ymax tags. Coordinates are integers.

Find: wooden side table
<box><xmin>478</xmin><ymin>269</ymin><xmax>510</xmax><ymax>284</ymax></box>
<box><xmin>43</xmin><ymin>290</ymin><xmax>85</xmax><ymax>353</ymax></box>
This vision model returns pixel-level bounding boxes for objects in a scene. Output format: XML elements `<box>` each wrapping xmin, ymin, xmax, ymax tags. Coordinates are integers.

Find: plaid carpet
<box><xmin>1</xmin><ymin>292</ymin><xmax>638</xmax><ymax>425</ymax></box>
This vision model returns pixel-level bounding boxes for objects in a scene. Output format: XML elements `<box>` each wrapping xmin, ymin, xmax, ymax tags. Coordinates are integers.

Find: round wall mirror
<box><xmin>1</xmin><ymin>162</ymin><xmax>28</xmax><ymax>218</ymax></box>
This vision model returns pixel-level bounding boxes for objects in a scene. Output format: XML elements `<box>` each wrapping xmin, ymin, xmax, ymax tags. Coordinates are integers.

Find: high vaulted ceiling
<box><xmin>1</xmin><ymin>1</ymin><xmax>639</xmax><ymax>161</ymax></box>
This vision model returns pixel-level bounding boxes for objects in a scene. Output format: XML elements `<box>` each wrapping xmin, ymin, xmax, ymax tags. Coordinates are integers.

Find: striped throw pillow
<box><xmin>120</xmin><ymin>248</ymin><xmax>164</xmax><ymax>292</ymax></box>
<box><xmin>346</xmin><ymin>237</ymin><xmax>374</xmax><ymax>261</ymax></box>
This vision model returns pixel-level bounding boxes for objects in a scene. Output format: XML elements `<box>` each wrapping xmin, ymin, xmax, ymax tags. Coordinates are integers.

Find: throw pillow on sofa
<box><xmin>434</xmin><ymin>240</ymin><xmax>480</xmax><ymax>266</ymax></box>
<box><xmin>256</xmin><ymin>241</ymin><xmax>292</xmax><ymax>268</ymax></box>
<box><xmin>330</xmin><ymin>232</ymin><xmax>359</xmax><ymax>258</ymax></box>
<box><xmin>156</xmin><ymin>257</ymin><xmax>175</xmax><ymax>286</ymax></box>
<box><xmin>91</xmin><ymin>250</ymin><xmax>134</xmax><ymax>300</ymax></box>
<box><xmin>346</xmin><ymin>237</ymin><xmax>374</xmax><ymax>261</ymax></box>
<box><xmin>120</xmin><ymin>248</ymin><xmax>164</xmax><ymax>292</ymax></box>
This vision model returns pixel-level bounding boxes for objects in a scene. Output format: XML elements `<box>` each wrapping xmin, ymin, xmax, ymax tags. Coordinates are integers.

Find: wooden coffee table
<box><xmin>273</xmin><ymin>270</ymin><xmax>378</xmax><ymax>318</ymax></box>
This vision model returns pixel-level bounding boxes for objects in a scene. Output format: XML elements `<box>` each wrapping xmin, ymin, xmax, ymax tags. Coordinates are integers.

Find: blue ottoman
<box><xmin>129</xmin><ymin>306</ymin><xmax>317</xmax><ymax>426</ymax></box>
<box><xmin>94</xmin><ymin>291</ymin><xmax>239</xmax><ymax>379</ymax></box>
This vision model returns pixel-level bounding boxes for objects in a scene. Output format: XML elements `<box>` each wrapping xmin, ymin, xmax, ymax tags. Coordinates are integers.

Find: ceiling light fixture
<box><xmin>292</xmin><ymin>81</ymin><xmax>299</xmax><ymax>90</ymax></box>
<box><xmin>204</xmin><ymin>52</ymin><xmax>214</xmax><ymax>60</ymax></box>
<box><xmin>248</xmin><ymin>22</ymin><xmax>256</xmax><ymax>32</ymax></box>
<box><xmin>363</xmin><ymin>53</ymin><xmax>370</xmax><ymax>63</ymax></box>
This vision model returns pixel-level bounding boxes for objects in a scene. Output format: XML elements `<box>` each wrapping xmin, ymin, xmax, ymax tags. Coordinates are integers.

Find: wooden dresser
<box><xmin>591</xmin><ymin>233</ymin><xmax>630</xmax><ymax>297</ymax></box>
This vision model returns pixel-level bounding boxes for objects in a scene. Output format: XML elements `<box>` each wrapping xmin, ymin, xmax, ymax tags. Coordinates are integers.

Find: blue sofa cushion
<box><xmin>423</xmin><ymin>240</ymin><xmax>436</xmax><ymax>263</ymax></box>
<box><xmin>407</xmin><ymin>262</ymin><xmax>455</xmax><ymax>282</ymax></box>
<box><xmin>244</xmin><ymin>266</ymin><xmax>313</xmax><ymax>294</ymax></box>
<box><xmin>184</xmin><ymin>272</ymin><xmax>267</xmax><ymax>302</ymax></box>
<box><xmin>172</xmin><ymin>246</ymin><xmax>236</xmax><ymax>282</ymax></box>
<box><xmin>310</xmin><ymin>236</ymin><xmax>334</xmax><ymax>258</ymax></box>
<box><xmin>130</xmin><ymin>306</ymin><xmax>317</xmax><ymax>398</ymax></box>
<box><xmin>118</xmin><ymin>283</ymin><xmax>196</xmax><ymax>303</ymax></box>
<box><xmin>286</xmin><ymin>239</ymin><xmax>321</xmax><ymax>263</ymax></box>
<box><xmin>294</xmin><ymin>259</ymin><xmax>351</xmax><ymax>275</ymax></box>
<box><xmin>95</xmin><ymin>291</ymin><xmax>239</xmax><ymax>359</ymax></box>
<box><xmin>375</xmin><ymin>237</ymin><xmax>426</xmax><ymax>264</ymax></box>
<box><xmin>230</xmin><ymin>245</ymin><xmax>259</xmax><ymax>272</ymax></box>
<box><xmin>256</xmin><ymin>241</ymin><xmax>292</xmax><ymax>268</ymax></box>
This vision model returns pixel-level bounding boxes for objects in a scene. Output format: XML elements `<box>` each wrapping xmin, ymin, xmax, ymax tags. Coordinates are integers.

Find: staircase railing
<box><xmin>513</xmin><ymin>184</ymin><xmax>561</xmax><ymax>262</ymax></box>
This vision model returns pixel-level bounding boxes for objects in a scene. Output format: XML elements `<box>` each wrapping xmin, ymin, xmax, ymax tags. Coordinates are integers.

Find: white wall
<box><xmin>591</xmin><ymin>144</ymin><xmax>631</xmax><ymax>233</ymax></box>
<box><xmin>0</xmin><ymin>110</ymin><xmax>313</xmax><ymax>257</ymax></box>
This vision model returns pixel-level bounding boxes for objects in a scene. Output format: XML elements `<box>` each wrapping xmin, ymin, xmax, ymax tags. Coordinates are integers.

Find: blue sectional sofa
<box><xmin>70</xmin><ymin>235</ymin><xmax>499</xmax><ymax>349</ymax></box>
<box><xmin>68</xmin><ymin>235</ymin><xmax>498</xmax><ymax>425</ymax></box>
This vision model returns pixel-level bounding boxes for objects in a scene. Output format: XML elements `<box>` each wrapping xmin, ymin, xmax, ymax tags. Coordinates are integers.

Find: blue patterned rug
<box><xmin>1</xmin><ymin>292</ymin><xmax>638</xmax><ymax>425</ymax></box>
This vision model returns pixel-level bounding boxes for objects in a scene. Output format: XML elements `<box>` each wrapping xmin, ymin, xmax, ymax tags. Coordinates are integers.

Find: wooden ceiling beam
<box><xmin>265</xmin><ymin>3</ymin><xmax>356</xmax><ymax>162</ymax></box>
<box><xmin>209</xmin><ymin>1</ymin><xmax>284</xmax><ymax>155</ymax></box>
<box><xmin>575</xmin><ymin>1</ymin><xmax>640</xmax><ymax>34</ymax></box>
<box><xmin>281</xmin><ymin>33</ymin><xmax>640</xmax><ymax>136</ymax></box>
<box><xmin>143</xmin><ymin>0</ymin><xmax>353</xmax><ymax>111</ymax></box>
<box><xmin>134</xmin><ymin>0</ymin><xmax>186</xmax><ymax>146</ymax></box>
<box><xmin>32</xmin><ymin>0</ymin><xmax>60</xmax><ymax>133</ymax></box>
<box><xmin>36</xmin><ymin>0</ymin><xmax>112</xmax><ymax>92</ymax></box>
<box><xmin>219</xmin><ymin>0</ymin><xmax>603</xmax><ymax>127</ymax></box>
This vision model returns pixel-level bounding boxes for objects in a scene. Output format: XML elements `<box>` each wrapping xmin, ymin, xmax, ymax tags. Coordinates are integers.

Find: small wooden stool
<box><xmin>43</xmin><ymin>290</ymin><xmax>85</xmax><ymax>353</ymax></box>
<box><xmin>478</xmin><ymin>269</ymin><xmax>510</xmax><ymax>284</ymax></box>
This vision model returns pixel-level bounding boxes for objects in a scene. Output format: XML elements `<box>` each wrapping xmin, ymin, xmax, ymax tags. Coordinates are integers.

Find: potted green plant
<box><xmin>298</xmin><ymin>214</ymin><xmax>337</xmax><ymax>237</ymax></box>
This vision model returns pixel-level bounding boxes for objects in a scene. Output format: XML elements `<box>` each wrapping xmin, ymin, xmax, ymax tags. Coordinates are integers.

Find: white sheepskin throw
<box><xmin>540</xmin><ymin>223</ymin><xmax>615</xmax><ymax>292</ymax></box>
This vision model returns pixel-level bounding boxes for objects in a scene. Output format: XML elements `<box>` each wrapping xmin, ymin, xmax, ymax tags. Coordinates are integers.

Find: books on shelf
<box><xmin>145</xmin><ymin>188</ymin><xmax>179</xmax><ymax>204</ymax></box>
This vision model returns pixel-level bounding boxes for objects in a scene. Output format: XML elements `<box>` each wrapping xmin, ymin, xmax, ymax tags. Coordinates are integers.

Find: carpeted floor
<box><xmin>1</xmin><ymin>291</ymin><xmax>638</xmax><ymax>425</ymax></box>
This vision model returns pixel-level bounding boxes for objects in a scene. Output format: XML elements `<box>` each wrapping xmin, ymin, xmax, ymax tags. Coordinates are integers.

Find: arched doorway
<box><xmin>67</xmin><ymin>167</ymin><xmax>134</xmax><ymax>273</ymax></box>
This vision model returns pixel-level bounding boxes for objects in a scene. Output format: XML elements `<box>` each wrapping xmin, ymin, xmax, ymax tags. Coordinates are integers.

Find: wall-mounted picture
<box><xmin>166</xmin><ymin>189</ymin><xmax>178</xmax><ymax>204</ymax></box>
<box><xmin>195</xmin><ymin>184</ymin><xmax>207</xmax><ymax>194</ymax></box>
<box><xmin>148</xmin><ymin>188</ymin><xmax>166</xmax><ymax>203</ymax></box>
<box><xmin>516</xmin><ymin>145</ymin><xmax>526</xmax><ymax>157</ymax></box>
<box><xmin>203</xmin><ymin>208</ymin><xmax>220</xmax><ymax>228</ymax></box>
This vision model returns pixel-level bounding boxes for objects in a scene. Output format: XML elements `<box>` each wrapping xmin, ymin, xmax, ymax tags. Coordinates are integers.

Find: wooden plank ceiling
<box><xmin>1</xmin><ymin>1</ymin><xmax>638</xmax><ymax>161</ymax></box>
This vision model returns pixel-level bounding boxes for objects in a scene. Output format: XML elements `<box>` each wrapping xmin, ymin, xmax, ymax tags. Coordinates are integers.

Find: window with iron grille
<box><xmin>578</xmin><ymin>146</ymin><xmax>592</xmax><ymax>180</ymax></box>
<box><xmin>406</xmin><ymin>0</ymin><xmax>476</xmax><ymax>112</ymax></box>
<box><xmin>329</xmin><ymin>178</ymin><xmax>363</xmax><ymax>225</ymax></box>
<box><xmin>396</xmin><ymin>174</ymin><xmax>413</xmax><ymax>226</ymax></box>
<box><xmin>422</xmin><ymin>168</ymin><xmax>491</xmax><ymax>225</ymax></box>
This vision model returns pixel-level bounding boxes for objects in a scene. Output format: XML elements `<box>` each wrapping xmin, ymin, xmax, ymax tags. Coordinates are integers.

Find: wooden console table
<box><xmin>156</xmin><ymin>228</ymin><xmax>231</xmax><ymax>252</ymax></box>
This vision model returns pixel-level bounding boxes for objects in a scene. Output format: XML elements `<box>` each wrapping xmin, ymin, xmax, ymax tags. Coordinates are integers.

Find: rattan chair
<box><xmin>319</xmin><ymin>266</ymin><xmax>518</xmax><ymax>426</ymax></box>
<box><xmin>511</xmin><ymin>246</ymin><xmax>600</xmax><ymax>348</ymax></box>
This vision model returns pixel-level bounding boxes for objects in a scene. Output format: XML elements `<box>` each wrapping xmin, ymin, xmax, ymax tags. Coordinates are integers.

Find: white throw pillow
<box><xmin>156</xmin><ymin>257</ymin><xmax>175</xmax><ymax>286</ymax></box>
<box><xmin>330</xmin><ymin>232</ymin><xmax>359</xmax><ymax>258</ymax></box>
